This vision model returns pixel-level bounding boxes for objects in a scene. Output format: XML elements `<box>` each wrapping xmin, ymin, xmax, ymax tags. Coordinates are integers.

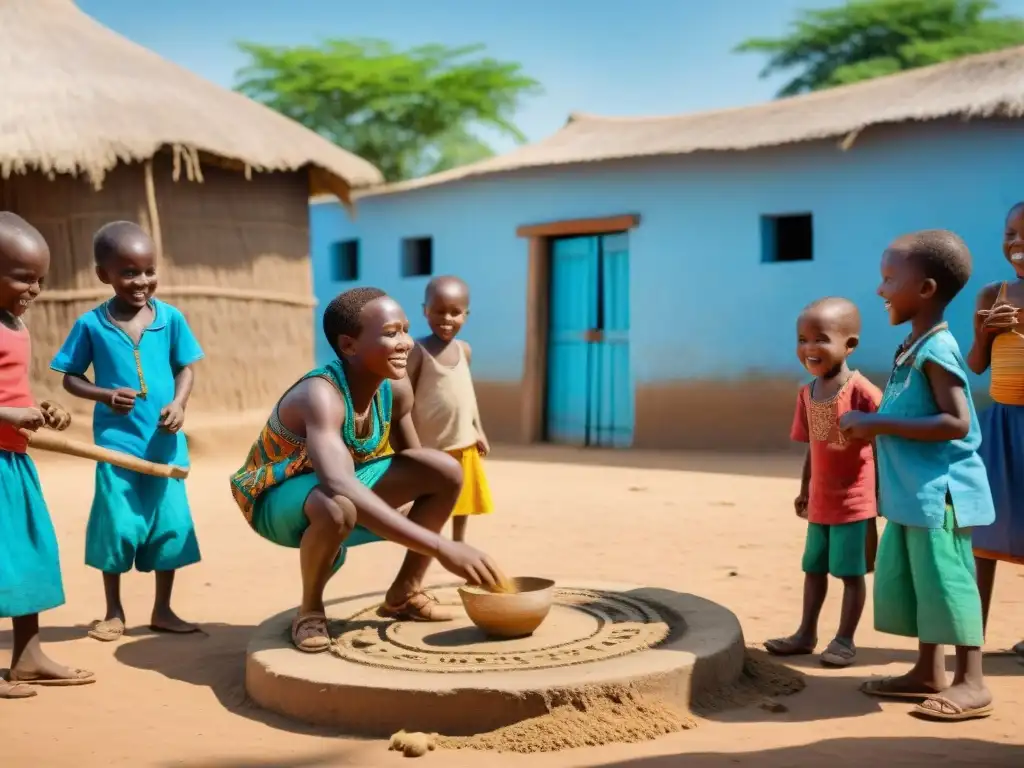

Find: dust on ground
<box><xmin>3</xmin><ymin>426</ymin><xmax>1022</xmax><ymax>767</ymax></box>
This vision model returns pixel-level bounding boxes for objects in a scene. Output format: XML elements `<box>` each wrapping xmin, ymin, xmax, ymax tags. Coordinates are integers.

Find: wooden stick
<box><xmin>20</xmin><ymin>429</ymin><xmax>189</xmax><ymax>479</ymax></box>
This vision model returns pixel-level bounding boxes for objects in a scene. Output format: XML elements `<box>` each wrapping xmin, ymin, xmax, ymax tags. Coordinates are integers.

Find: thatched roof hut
<box><xmin>1</xmin><ymin>0</ymin><xmax>383</xmax><ymax>412</ymax></box>
<box><xmin>361</xmin><ymin>42</ymin><xmax>1024</xmax><ymax>196</ymax></box>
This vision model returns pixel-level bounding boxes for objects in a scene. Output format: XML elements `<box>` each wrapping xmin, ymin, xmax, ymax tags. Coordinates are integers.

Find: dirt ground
<box><xmin>3</xmin><ymin>427</ymin><xmax>1023</xmax><ymax>767</ymax></box>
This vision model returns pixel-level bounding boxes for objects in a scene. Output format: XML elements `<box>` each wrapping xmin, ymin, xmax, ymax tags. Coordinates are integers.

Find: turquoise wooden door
<box><xmin>545</xmin><ymin>233</ymin><xmax>633</xmax><ymax>447</ymax></box>
<box><xmin>545</xmin><ymin>236</ymin><xmax>598</xmax><ymax>444</ymax></box>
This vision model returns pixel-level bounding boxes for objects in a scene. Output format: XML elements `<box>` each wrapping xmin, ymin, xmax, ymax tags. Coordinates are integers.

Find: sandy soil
<box><xmin>3</xmin><ymin>431</ymin><xmax>1022</xmax><ymax>767</ymax></box>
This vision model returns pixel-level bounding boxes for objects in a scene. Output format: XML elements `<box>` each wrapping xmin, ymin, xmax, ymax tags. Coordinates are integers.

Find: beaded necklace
<box><xmin>336</xmin><ymin>364</ymin><xmax>387</xmax><ymax>460</ymax></box>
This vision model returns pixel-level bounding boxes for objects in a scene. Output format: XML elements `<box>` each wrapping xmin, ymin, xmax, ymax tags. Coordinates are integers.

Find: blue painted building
<box><xmin>311</xmin><ymin>47</ymin><xmax>1024</xmax><ymax>451</ymax></box>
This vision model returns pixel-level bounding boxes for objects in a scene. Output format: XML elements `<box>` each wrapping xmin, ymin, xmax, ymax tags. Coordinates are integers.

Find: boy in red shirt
<box><xmin>765</xmin><ymin>297</ymin><xmax>881</xmax><ymax>668</ymax></box>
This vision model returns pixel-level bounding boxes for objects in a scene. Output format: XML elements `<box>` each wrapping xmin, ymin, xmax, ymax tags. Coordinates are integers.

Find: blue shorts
<box><xmin>86</xmin><ymin>462</ymin><xmax>201</xmax><ymax>574</ymax></box>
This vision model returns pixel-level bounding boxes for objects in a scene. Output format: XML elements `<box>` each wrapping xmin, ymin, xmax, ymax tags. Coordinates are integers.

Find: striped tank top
<box><xmin>229</xmin><ymin>359</ymin><xmax>393</xmax><ymax>523</ymax></box>
<box><xmin>989</xmin><ymin>282</ymin><xmax>1024</xmax><ymax>406</ymax></box>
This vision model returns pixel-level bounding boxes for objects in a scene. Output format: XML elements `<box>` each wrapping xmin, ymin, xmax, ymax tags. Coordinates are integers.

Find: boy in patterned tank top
<box><xmin>229</xmin><ymin>287</ymin><xmax>505</xmax><ymax>653</ymax></box>
<box><xmin>408</xmin><ymin>276</ymin><xmax>493</xmax><ymax>543</ymax></box>
<box><xmin>765</xmin><ymin>297</ymin><xmax>881</xmax><ymax>668</ymax></box>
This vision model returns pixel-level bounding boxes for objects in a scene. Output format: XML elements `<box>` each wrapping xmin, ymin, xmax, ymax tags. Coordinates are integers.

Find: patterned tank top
<box><xmin>989</xmin><ymin>282</ymin><xmax>1024</xmax><ymax>406</ymax></box>
<box><xmin>229</xmin><ymin>359</ymin><xmax>394</xmax><ymax>523</ymax></box>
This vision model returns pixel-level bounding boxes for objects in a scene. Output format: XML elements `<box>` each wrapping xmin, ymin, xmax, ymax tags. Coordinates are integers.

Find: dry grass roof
<box><xmin>353</xmin><ymin>43</ymin><xmax>1024</xmax><ymax>199</ymax></box>
<box><xmin>1</xmin><ymin>0</ymin><xmax>383</xmax><ymax>202</ymax></box>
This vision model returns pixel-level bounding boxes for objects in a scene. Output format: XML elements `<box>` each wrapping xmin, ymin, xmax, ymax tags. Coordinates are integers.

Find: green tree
<box><xmin>735</xmin><ymin>0</ymin><xmax>1024</xmax><ymax>97</ymax></box>
<box><xmin>235</xmin><ymin>39</ymin><xmax>541</xmax><ymax>181</ymax></box>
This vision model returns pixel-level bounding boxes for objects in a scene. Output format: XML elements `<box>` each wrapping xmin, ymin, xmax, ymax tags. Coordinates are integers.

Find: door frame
<box><xmin>515</xmin><ymin>213</ymin><xmax>641</xmax><ymax>444</ymax></box>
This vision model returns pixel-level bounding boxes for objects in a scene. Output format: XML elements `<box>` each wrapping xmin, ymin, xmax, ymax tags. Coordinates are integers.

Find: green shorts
<box><xmin>250</xmin><ymin>456</ymin><xmax>392</xmax><ymax>572</ymax></box>
<box><xmin>873</xmin><ymin>504</ymin><xmax>983</xmax><ymax>647</ymax></box>
<box><xmin>802</xmin><ymin>519</ymin><xmax>870</xmax><ymax>578</ymax></box>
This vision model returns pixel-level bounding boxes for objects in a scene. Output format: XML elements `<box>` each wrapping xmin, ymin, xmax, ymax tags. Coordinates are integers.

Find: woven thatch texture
<box><xmin>7</xmin><ymin>158</ymin><xmax>314</xmax><ymax>414</ymax></box>
<box><xmin>359</xmin><ymin>43</ymin><xmax>1024</xmax><ymax>197</ymax></box>
<box><xmin>0</xmin><ymin>0</ymin><xmax>382</xmax><ymax>202</ymax></box>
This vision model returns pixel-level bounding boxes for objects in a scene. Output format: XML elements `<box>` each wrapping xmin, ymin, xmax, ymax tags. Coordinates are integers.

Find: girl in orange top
<box><xmin>966</xmin><ymin>201</ymin><xmax>1024</xmax><ymax>660</ymax></box>
<box><xmin>0</xmin><ymin>212</ymin><xmax>94</xmax><ymax>698</ymax></box>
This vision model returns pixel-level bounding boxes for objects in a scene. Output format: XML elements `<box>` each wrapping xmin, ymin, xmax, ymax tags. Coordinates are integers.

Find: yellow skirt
<box><xmin>447</xmin><ymin>445</ymin><xmax>494</xmax><ymax>517</ymax></box>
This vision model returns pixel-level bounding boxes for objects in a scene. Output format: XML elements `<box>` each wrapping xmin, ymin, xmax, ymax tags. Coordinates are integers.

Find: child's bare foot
<box><xmin>9</xmin><ymin>643</ymin><xmax>94</xmax><ymax>687</ymax></box>
<box><xmin>149</xmin><ymin>607</ymin><xmax>200</xmax><ymax>634</ymax></box>
<box><xmin>764</xmin><ymin>634</ymin><xmax>816</xmax><ymax>656</ymax></box>
<box><xmin>913</xmin><ymin>681</ymin><xmax>993</xmax><ymax>721</ymax></box>
<box><xmin>860</xmin><ymin>672</ymin><xmax>945</xmax><ymax>700</ymax></box>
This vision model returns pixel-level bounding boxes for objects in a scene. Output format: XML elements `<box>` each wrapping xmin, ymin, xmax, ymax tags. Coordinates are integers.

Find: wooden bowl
<box><xmin>458</xmin><ymin>577</ymin><xmax>556</xmax><ymax>638</ymax></box>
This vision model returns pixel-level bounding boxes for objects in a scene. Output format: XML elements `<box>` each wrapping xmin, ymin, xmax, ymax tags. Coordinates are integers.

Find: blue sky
<box><xmin>79</xmin><ymin>0</ymin><xmax>1024</xmax><ymax>153</ymax></box>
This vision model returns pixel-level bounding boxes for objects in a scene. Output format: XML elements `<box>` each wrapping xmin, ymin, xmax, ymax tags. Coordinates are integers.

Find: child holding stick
<box><xmin>0</xmin><ymin>212</ymin><xmax>94</xmax><ymax>698</ymax></box>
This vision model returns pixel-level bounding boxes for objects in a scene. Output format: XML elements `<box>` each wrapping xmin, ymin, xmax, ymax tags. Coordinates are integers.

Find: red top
<box><xmin>790</xmin><ymin>371</ymin><xmax>882</xmax><ymax>525</ymax></box>
<box><xmin>0</xmin><ymin>321</ymin><xmax>34</xmax><ymax>453</ymax></box>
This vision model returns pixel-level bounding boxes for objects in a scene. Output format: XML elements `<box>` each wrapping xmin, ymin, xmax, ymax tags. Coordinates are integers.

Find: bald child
<box><xmin>765</xmin><ymin>297</ymin><xmax>882</xmax><ymax>668</ymax></box>
<box><xmin>407</xmin><ymin>276</ymin><xmax>494</xmax><ymax>543</ymax></box>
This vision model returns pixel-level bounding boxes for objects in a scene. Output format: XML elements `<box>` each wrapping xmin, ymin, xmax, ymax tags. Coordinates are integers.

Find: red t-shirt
<box><xmin>0</xmin><ymin>322</ymin><xmax>34</xmax><ymax>454</ymax></box>
<box><xmin>790</xmin><ymin>371</ymin><xmax>881</xmax><ymax>525</ymax></box>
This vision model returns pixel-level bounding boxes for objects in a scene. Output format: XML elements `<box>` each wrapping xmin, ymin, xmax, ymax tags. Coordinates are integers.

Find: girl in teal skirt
<box><xmin>0</xmin><ymin>212</ymin><xmax>94</xmax><ymax>699</ymax></box>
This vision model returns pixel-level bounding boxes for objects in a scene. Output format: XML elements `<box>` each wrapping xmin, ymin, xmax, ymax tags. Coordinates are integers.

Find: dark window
<box><xmin>330</xmin><ymin>239</ymin><xmax>359</xmax><ymax>282</ymax></box>
<box><xmin>401</xmin><ymin>237</ymin><xmax>433</xmax><ymax>277</ymax></box>
<box><xmin>761</xmin><ymin>213</ymin><xmax>813</xmax><ymax>263</ymax></box>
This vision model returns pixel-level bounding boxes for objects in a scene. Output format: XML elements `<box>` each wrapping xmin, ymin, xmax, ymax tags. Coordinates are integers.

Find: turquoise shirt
<box><xmin>875</xmin><ymin>326</ymin><xmax>994</xmax><ymax>530</ymax></box>
<box><xmin>50</xmin><ymin>298</ymin><xmax>204</xmax><ymax>466</ymax></box>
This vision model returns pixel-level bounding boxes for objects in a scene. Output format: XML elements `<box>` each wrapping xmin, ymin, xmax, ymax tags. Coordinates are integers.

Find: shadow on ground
<box><xmin>596</xmin><ymin>737</ymin><xmax>1022</xmax><ymax>767</ymax></box>
<box><xmin>490</xmin><ymin>444</ymin><xmax>802</xmax><ymax>479</ymax></box>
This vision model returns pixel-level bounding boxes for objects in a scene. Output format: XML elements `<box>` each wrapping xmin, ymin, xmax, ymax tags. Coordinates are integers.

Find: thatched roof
<box><xmin>356</xmin><ymin>43</ymin><xmax>1024</xmax><ymax>198</ymax></box>
<box><xmin>0</xmin><ymin>0</ymin><xmax>383</xmax><ymax>202</ymax></box>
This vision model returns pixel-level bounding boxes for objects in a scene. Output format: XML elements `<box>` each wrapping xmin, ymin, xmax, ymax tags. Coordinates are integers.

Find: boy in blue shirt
<box><xmin>840</xmin><ymin>229</ymin><xmax>994</xmax><ymax>722</ymax></box>
<box><xmin>51</xmin><ymin>221</ymin><xmax>204</xmax><ymax>642</ymax></box>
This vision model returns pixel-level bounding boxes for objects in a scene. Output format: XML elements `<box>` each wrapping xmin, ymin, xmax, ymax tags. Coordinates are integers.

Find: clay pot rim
<box><xmin>457</xmin><ymin>577</ymin><xmax>556</xmax><ymax>597</ymax></box>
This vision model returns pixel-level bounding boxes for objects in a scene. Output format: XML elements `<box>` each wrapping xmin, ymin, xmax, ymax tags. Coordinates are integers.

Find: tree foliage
<box><xmin>735</xmin><ymin>0</ymin><xmax>1024</xmax><ymax>97</ymax></box>
<box><xmin>235</xmin><ymin>39</ymin><xmax>541</xmax><ymax>181</ymax></box>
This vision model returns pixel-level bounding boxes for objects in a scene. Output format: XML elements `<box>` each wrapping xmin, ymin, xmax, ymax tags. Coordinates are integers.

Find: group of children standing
<box><xmin>0</xmin><ymin>210</ymin><xmax>496</xmax><ymax>699</ymax></box>
<box><xmin>770</xmin><ymin>207</ymin><xmax>1024</xmax><ymax>723</ymax></box>
<box><xmin>4</xmin><ymin>205</ymin><xmax>1022</xmax><ymax>724</ymax></box>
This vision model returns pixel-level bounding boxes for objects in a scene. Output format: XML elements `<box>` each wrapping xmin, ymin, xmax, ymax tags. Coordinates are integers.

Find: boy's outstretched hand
<box><xmin>39</xmin><ymin>401</ymin><xmax>72</xmax><ymax>431</ymax></box>
<box><xmin>159</xmin><ymin>402</ymin><xmax>185</xmax><ymax>433</ymax></box>
<box><xmin>435</xmin><ymin>538</ymin><xmax>505</xmax><ymax>588</ymax></box>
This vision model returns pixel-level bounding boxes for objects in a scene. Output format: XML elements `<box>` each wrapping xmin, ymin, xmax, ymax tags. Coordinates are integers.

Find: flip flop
<box><xmin>0</xmin><ymin>680</ymin><xmax>37</xmax><ymax>699</ymax></box>
<box><xmin>820</xmin><ymin>638</ymin><xmax>856</xmax><ymax>668</ymax></box>
<box><xmin>763</xmin><ymin>636</ymin><xmax>816</xmax><ymax>657</ymax></box>
<box><xmin>860</xmin><ymin>677</ymin><xmax>937</xmax><ymax>700</ymax></box>
<box><xmin>9</xmin><ymin>668</ymin><xmax>95</xmax><ymax>687</ymax></box>
<box><xmin>378</xmin><ymin>591</ymin><xmax>456</xmax><ymax>622</ymax></box>
<box><xmin>912</xmin><ymin>696</ymin><xmax>993</xmax><ymax>722</ymax></box>
<box><xmin>291</xmin><ymin>612</ymin><xmax>331</xmax><ymax>653</ymax></box>
<box><xmin>87</xmin><ymin>618</ymin><xmax>125</xmax><ymax>642</ymax></box>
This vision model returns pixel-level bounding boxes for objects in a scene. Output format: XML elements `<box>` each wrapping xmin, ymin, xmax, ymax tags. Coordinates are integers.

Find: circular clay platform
<box><xmin>245</xmin><ymin>581</ymin><xmax>745</xmax><ymax>737</ymax></box>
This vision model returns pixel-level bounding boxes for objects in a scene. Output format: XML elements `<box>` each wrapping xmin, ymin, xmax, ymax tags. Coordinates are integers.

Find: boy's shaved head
<box><xmin>93</xmin><ymin>221</ymin><xmax>153</xmax><ymax>265</ymax></box>
<box><xmin>799</xmin><ymin>296</ymin><xmax>861</xmax><ymax>335</ymax></box>
<box><xmin>424</xmin><ymin>275</ymin><xmax>469</xmax><ymax>304</ymax></box>
<box><xmin>0</xmin><ymin>212</ymin><xmax>47</xmax><ymax>261</ymax></box>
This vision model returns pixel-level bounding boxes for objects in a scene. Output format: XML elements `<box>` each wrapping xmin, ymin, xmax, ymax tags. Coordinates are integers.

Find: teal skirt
<box><xmin>0</xmin><ymin>451</ymin><xmax>65</xmax><ymax>617</ymax></box>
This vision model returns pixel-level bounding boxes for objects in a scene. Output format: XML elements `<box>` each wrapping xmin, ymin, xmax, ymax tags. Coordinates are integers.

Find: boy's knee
<box><xmin>432</xmin><ymin>452</ymin><xmax>463</xmax><ymax>493</ymax></box>
<box><xmin>326</xmin><ymin>495</ymin><xmax>358</xmax><ymax>537</ymax></box>
<box><xmin>306</xmin><ymin>490</ymin><xmax>357</xmax><ymax>539</ymax></box>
